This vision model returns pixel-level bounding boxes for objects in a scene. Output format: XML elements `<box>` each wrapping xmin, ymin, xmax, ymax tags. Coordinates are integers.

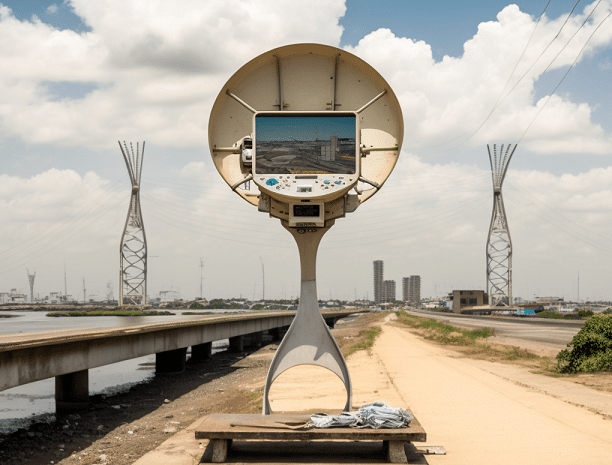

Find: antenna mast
<box><xmin>118</xmin><ymin>141</ymin><xmax>147</xmax><ymax>307</ymax></box>
<box><xmin>486</xmin><ymin>144</ymin><xmax>516</xmax><ymax>307</ymax></box>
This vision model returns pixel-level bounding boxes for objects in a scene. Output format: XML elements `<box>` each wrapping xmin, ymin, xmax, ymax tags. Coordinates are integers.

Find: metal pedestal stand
<box><xmin>263</xmin><ymin>220</ymin><xmax>351</xmax><ymax>415</ymax></box>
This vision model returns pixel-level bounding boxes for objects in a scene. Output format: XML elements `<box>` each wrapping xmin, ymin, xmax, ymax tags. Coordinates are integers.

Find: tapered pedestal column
<box><xmin>262</xmin><ymin>220</ymin><xmax>351</xmax><ymax>415</ymax></box>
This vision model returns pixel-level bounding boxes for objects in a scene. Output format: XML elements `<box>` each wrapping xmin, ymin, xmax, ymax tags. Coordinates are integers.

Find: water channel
<box><xmin>0</xmin><ymin>309</ymin><xmax>242</xmax><ymax>435</ymax></box>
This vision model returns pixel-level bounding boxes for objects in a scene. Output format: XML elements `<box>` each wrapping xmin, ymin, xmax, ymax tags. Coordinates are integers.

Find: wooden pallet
<box><xmin>195</xmin><ymin>412</ymin><xmax>427</xmax><ymax>463</ymax></box>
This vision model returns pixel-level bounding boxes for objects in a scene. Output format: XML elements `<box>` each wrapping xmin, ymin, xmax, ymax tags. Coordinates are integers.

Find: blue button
<box><xmin>266</xmin><ymin>178</ymin><xmax>279</xmax><ymax>186</ymax></box>
<box><xmin>323</xmin><ymin>180</ymin><xmax>330</xmax><ymax>185</ymax></box>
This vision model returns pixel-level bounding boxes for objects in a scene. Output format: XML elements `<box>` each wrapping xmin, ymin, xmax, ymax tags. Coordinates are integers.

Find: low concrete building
<box><xmin>450</xmin><ymin>290</ymin><xmax>488</xmax><ymax>313</ymax></box>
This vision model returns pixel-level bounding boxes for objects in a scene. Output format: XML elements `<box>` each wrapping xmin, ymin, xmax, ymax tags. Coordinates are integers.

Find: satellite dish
<box><xmin>209</xmin><ymin>43</ymin><xmax>403</xmax><ymax>210</ymax></box>
<box><xmin>208</xmin><ymin>43</ymin><xmax>404</xmax><ymax>414</ymax></box>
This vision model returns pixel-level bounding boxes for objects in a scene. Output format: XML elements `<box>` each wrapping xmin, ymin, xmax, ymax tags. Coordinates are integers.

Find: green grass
<box><xmin>47</xmin><ymin>309</ymin><xmax>174</xmax><ymax>317</ymax></box>
<box><xmin>395</xmin><ymin>311</ymin><xmax>494</xmax><ymax>344</ymax></box>
<box><xmin>395</xmin><ymin>311</ymin><xmax>558</xmax><ymax>368</ymax></box>
<box><xmin>345</xmin><ymin>326</ymin><xmax>382</xmax><ymax>356</ymax></box>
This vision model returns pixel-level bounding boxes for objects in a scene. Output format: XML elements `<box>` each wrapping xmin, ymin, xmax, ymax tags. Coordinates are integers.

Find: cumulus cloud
<box><xmin>0</xmin><ymin>0</ymin><xmax>610</xmax><ymax>155</ymax></box>
<box><xmin>345</xmin><ymin>3</ymin><xmax>612</xmax><ymax>155</ymax></box>
<box><xmin>0</xmin><ymin>0</ymin><xmax>346</xmax><ymax>147</ymax></box>
<box><xmin>1</xmin><ymin>1</ymin><xmax>612</xmax><ymax>300</ymax></box>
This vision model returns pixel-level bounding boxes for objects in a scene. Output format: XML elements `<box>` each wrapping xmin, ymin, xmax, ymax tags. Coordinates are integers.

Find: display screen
<box><xmin>254</xmin><ymin>113</ymin><xmax>357</xmax><ymax>175</ymax></box>
<box><xmin>293</xmin><ymin>204</ymin><xmax>321</xmax><ymax>217</ymax></box>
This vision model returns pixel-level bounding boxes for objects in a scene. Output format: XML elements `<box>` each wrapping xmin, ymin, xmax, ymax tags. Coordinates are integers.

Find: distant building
<box><xmin>403</xmin><ymin>275</ymin><xmax>421</xmax><ymax>304</ymax></box>
<box><xmin>373</xmin><ymin>260</ymin><xmax>384</xmax><ymax>304</ymax></box>
<box><xmin>320</xmin><ymin>136</ymin><xmax>338</xmax><ymax>161</ymax></box>
<box><xmin>383</xmin><ymin>280</ymin><xmax>396</xmax><ymax>302</ymax></box>
<box><xmin>451</xmin><ymin>290</ymin><xmax>488</xmax><ymax>313</ymax></box>
<box><xmin>4</xmin><ymin>289</ymin><xmax>27</xmax><ymax>303</ymax></box>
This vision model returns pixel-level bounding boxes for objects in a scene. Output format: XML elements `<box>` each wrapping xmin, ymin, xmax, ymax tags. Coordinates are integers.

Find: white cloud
<box><xmin>0</xmin><ymin>0</ymin><xmax>346</xmax><ymax>147</ymax></box>
<box><xmin>46</xmin><ymin>4</ymin><xmax>59</xmax><ymax>15</ymax></box>
<box><xmin>345</xmin><ymin>3</ymin><xmax>612</xmax><ymax>155</ymax></box>
<box><xmin>1</xmin><ymin>1</ymin><xmax>612</xmax><ymax>301</ymax></box>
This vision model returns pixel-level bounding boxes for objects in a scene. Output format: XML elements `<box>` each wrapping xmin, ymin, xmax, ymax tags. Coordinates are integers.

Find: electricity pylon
<box><xmin>119</xmin><ymin>141</ymin><xmax>147</xmax><ymax>307</ymax></box>
<box><xmin>486</xmin><ymin>143</ymin><xmax>516</xmax><ymax>307</ymax></box>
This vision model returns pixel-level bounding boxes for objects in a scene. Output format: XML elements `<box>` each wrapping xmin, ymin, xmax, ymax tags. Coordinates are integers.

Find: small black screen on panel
<box><xmin>293</xmin><ymin>204</ymin><xmax>320</xmax><ymax>217</ymax></box>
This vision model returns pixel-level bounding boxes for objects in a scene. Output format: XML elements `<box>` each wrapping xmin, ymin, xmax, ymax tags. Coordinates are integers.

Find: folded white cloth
<box><xmin>310</xmin><ymin>402</ymin><xmax>413</xmax><ymax>429</ymax></box>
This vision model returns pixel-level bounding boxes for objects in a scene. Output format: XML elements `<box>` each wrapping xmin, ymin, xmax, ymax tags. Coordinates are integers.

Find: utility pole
<box><xmin>200</xmin><ymin>258</ymin><xmax>204</xmax><ymax>300</ymax></box>
<box><xmin>64</xmin><ymin>261</ymin><xmax>68</xmax><ymax>300</ymax></box>
<box><xmin>260</xmin><ymin>256</ymin><xmax>265</xmax><ymax>301</ymax></box>
<box><xmin>83</xmin><ymin>277</ymin><xmax>86</xmax><ymax>303</ymax></box>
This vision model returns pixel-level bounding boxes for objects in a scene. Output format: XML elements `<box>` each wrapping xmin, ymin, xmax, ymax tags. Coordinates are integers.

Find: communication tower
<box><xmin>209</xmin><ymin>44</ymin><xmax>403</xmax><ymax>414</ymax></box>
<box><xmin>118</xmin><ymin>141</ymin><xmax>147</xmax><ymax>307</ymax></box>
<box><xmin>26</xmin><ymin>269</ymin><xmax>35</xmax><ymax>303</ymax></box>
<box><xmin>486</xmin><ymin>143</ymin><xmax>516</xmax><ymax>307</ymax></box>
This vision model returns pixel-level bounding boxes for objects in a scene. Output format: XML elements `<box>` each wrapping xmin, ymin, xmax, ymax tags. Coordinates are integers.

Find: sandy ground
<box><xmin>266</xmin><ymin>315</ymin><xmax>612</xmax><ymax>465</ymax></box>
<box><xmin>3</xmin><ymin>312</ymin><xmax>612</xmax><ymax>464</ymax></box>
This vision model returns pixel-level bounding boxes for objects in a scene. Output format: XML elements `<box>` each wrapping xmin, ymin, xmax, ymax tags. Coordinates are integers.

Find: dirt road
<box><xmin>270</xmin><ymin>316</ymin><xmax>612</xmax><ymax>464</ymax></box>
<box><xmin>5</xmin><ymin>312</ymin><xmax>612</xmax><ymax>464</ymax></box>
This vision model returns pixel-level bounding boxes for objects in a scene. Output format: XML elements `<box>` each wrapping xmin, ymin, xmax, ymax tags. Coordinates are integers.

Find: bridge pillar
<box><xmin>268</xmin><ymin>326</ymin><xmax>288</xmax><ymax>341</ymax></box>
<box><xmin>229</xmin><ymin>335</ymin><xmax>244</xmax><ymax>352</ymax></box>
<box><xmin>156</xmin><ymin>348</ymin><xmax>187</xmax><ymax>373</ymax></box>
<box><xmin>249</xmin><ymin>331</ymin><xmax>264</xmax><ymax>348</ymax></box>
<box><xmin>55</xmin><ymin>369</ymin><xmax>89</xmax><ymax>412</ymax></box>
<box><xmin>190</xmin><ymin>342</ymin><xmax>212</xmax><ymax>362</ymax></box>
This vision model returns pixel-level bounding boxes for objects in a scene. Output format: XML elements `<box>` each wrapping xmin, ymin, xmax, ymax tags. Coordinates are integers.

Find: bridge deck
<box><xmin>0</xmin><ymin>310</ymin><xmax>364</xmax><ymax>393</ymax></box>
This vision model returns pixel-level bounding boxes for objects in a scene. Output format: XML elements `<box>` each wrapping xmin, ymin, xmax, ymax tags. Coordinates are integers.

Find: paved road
<box><xmin>405</xmin><ymin>308</ymin><xmax>583</xmax><ymax>347</ymax></box>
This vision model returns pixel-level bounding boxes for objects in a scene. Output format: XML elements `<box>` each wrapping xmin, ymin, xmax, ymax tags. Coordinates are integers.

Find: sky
<box><xmin>0</xmin><ymin>0</ymin><xmax>611</xmax><ymax>303</ymax></box>
<box><xmin>256</xmin><ymin>116</ymin><xmax>356</xmax><ymax>141</ymax></box>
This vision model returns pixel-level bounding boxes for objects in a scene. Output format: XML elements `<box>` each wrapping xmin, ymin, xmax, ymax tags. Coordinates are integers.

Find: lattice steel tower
<box><xmin>486</xmin><ymin>143</ymin><xmax>516</xmax><ymax>307</ymax></box>
<box><xmin>119</xmin><ymin>141</ymin><xmax>147</xmax><ymax>306</ymax></box>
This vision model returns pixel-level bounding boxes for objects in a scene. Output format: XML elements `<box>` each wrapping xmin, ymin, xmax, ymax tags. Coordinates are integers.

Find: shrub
<box><xmin>576</xmin><ymin>309</ymin><xmax>594</xmax><ymax>318</ymax></box>
<box><xmin>556</xmin><ymin>314</ymin><xmax>612</xmax><ymax>373</ymax></box>
<box><xmin>537</xmin><ymin>310</ymin><xmax>564</xmax><ymax>319</ymax></box>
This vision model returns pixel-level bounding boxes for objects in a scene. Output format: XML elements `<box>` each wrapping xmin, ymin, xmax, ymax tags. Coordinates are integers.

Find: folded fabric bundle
<box><xmin>309</xmin><ymin>402</ymin><xmax>413</xmax><ymax>429</ymax></box>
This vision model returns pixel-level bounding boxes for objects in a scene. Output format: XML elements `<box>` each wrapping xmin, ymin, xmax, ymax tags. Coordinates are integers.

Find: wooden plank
<box><xmin>195</xmin><ymin>412</ymin><xmax>426</xmax><ymax>442</ymax></box>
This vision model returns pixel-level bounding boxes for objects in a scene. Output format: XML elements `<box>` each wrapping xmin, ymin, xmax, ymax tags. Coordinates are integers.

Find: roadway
<box><xmin>404</xmin><ymin>308</ymin><xmax>583</xmax><ymax>351</ymax></box>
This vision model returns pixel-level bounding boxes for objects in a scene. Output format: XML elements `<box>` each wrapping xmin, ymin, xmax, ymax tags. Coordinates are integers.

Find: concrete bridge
<box><xmin>0</xmin><ymin>310</ymin><xmax>361</xmax><ymax>412</ymax></box>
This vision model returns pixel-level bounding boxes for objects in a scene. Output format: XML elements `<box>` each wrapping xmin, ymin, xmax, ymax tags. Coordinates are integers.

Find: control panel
<box><xmin>255</xmin><ymin>174</ymin><xmax>356</xmax><ymax>200</ymax></box>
